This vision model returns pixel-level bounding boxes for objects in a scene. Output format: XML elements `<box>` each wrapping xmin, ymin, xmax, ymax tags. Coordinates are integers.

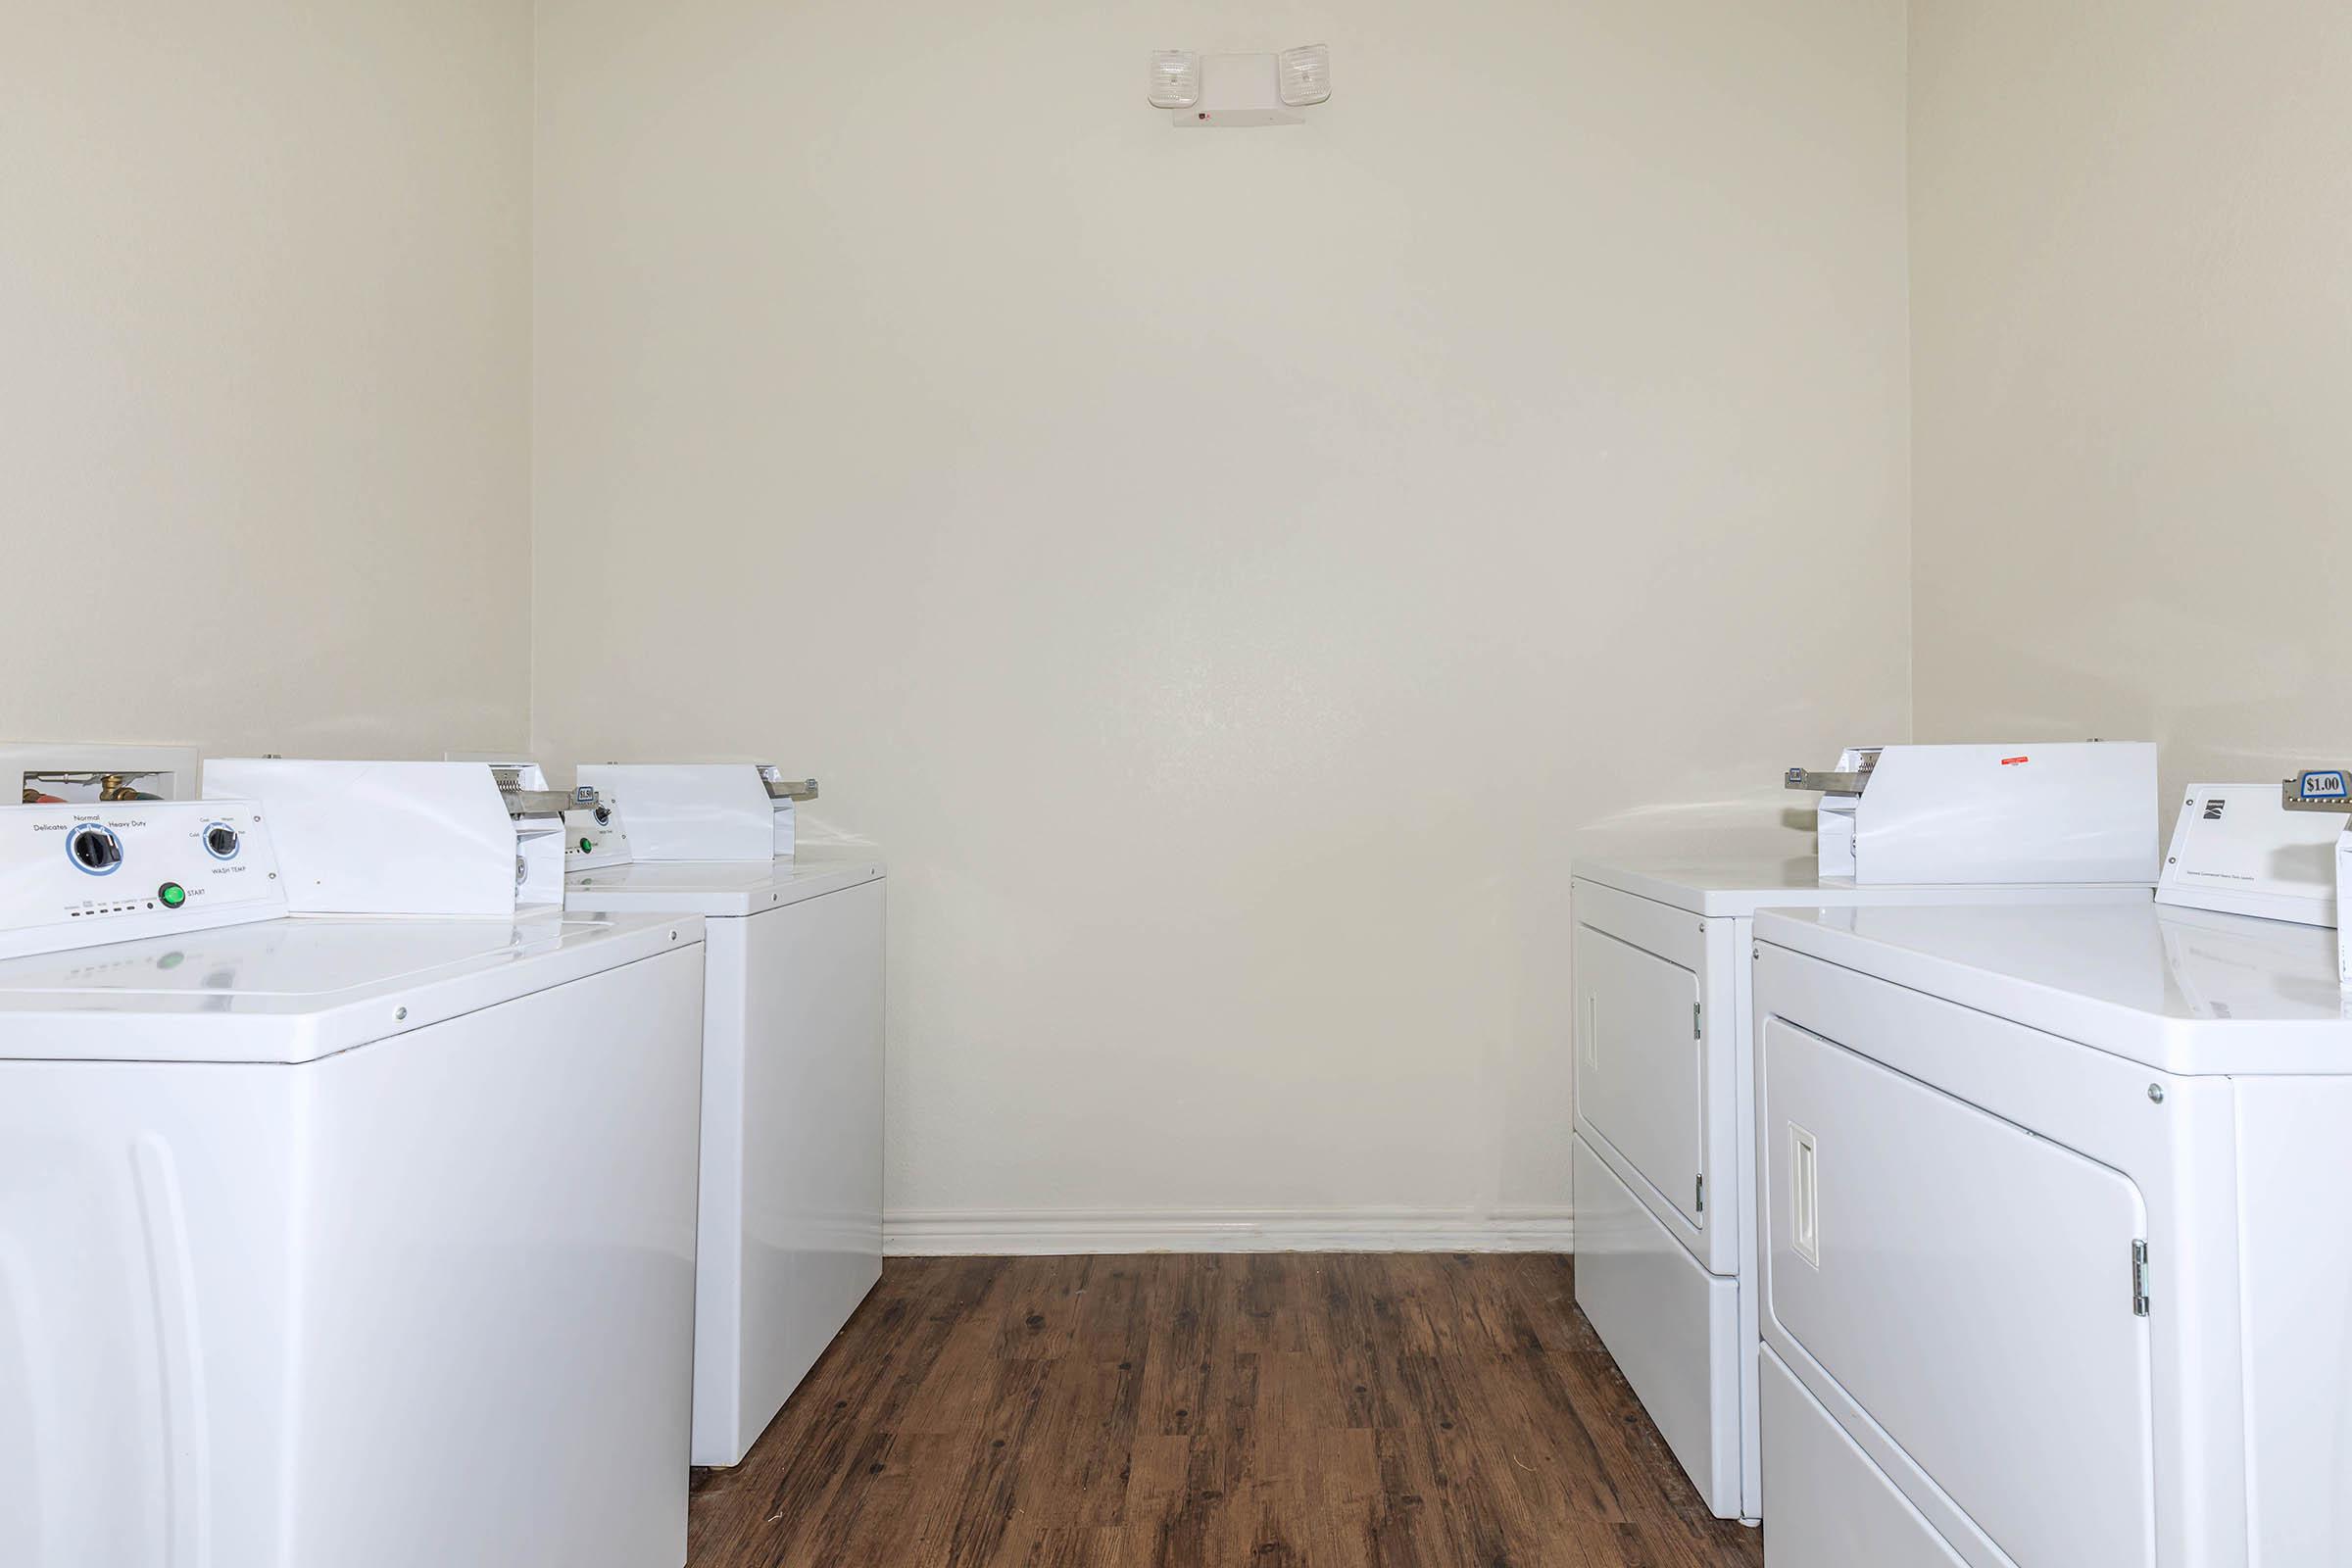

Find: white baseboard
<box><xmin>883</xmin><ymin>1204</ymin><xmax>1574</xmax><ymax>1257</ymax></box>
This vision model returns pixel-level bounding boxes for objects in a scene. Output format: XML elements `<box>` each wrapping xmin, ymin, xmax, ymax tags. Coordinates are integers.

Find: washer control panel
<box><xmin>563</xmin><ymin>799</ymin><xmax>632</xmax><ymax>873</ymax></box>
<box><xmin>0</xmin><ymin>801</ymin><xmax>287</xmax><ymax>960</ymax></box>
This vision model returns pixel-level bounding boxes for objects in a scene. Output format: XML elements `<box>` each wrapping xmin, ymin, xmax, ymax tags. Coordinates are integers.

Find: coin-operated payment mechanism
<box><xmin>2282</xmin><ymin>767</ymin><xmax>2352</xmax><ymax>987</ymax></box>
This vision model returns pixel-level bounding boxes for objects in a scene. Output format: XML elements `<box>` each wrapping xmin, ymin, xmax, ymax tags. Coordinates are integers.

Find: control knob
<box><xmin>69</xmin><ymin>824</ymin><xmax>123</xmax><ymax>873</ymax></box>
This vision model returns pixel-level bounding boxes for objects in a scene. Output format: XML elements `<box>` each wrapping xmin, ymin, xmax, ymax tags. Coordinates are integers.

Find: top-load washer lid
<box><xmin>1755</xmin><ymin>902</ymin><xmax>2352</xmax><ymax>1076</ymax></box>
<box><xmin>0</xmin><ymin>910</ymin><xmax>704</xmax><ymax>1064</ymax></box>
<box><xmin>564</xmin><ymin>856</ymin><xmax>884</xmax><ymax>918</ymax></box>
<box><xmin>1573</xmin><ymin>850</ymin><xmax>2157</xmax><ymax>918</ymax></box>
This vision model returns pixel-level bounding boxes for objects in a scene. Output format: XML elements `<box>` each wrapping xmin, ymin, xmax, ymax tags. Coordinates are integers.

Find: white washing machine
<box><xmin>571</xmin><ymin>762</ymin><xmax>884</xmax><ymax>1467</ymax></box>
<box><xmin>1571</xmin><ymin>741</ymin><xmax>2158</xmax><ymax>1522</ymax></box>
<box><xmin>1750</xmin><ymin>781</ymin><xmax>2352</xmax><ymax>1568</ymax></box>
<box><xmin>0</xmin><ymin>778</ymin><xmax>708</xmax><ymax>1568</ymax></box>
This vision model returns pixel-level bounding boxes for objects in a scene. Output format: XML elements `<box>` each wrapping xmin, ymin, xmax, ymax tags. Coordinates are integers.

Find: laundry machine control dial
<box><xmin>68</xmin><ymin>824</ymin><xmax>123</xmax><ymax>873</ymax></box>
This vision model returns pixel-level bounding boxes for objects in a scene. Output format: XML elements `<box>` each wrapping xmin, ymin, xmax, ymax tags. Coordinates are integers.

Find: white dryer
<box><xmin>569</xmin><ymin>763</ymin><xmax>884</xmax><ymax>1467</ymax></box>
<box><xmin>1570</xmin><ymin>858</ymin><xmax>2153</xmax><ymax>1522</ymax></box>
<box><xmin>0</xmin><ymin>783</ymin><xmax>707</xmax><ymax>1568</ymax></box>
<box><xmin>1750</xmin><ymin>784</ymin><xmax>2352</xmax><ymax>1567</ymax></box>
<box><xmin>1571</xmin><ymin>739</ymin><xmax>2159</xmax><ymax>1523</ymax></box>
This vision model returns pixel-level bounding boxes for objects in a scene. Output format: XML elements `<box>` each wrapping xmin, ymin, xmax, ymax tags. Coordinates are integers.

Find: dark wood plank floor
<box><xmin>687</xmin><ymin>1253</ymin><xmax>1762</xmax><ymax>1568</ymax></box>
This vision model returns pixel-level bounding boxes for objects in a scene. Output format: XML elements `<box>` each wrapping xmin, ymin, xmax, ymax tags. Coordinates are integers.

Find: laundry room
<box><xmin>3</xmin><ymin>3</ymin><xmax>2347</xmax><ymax>1566</ymax></box>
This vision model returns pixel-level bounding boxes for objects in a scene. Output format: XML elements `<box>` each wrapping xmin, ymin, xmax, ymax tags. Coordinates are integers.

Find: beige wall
<box><xmin>1910</xmin><ymin>1</ymin><xmax>2352</xmax><ymax>800</ymax></box>
<box><xmin>1</xmin><ymin>2</ymin><xmax>535</xmax><ymax>760</ymax></box>
<box><xmin>20</xmin><ymin>0</ymin><xmax>2338</xmax><ymax>1241</ymax></box>
<box><xmin>532</xmin><ymin>0</ymin><xmax>1913</xmax><ymax>1239</ymax></box>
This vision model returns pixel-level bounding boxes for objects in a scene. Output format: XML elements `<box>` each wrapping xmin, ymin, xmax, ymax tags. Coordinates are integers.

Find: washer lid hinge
<box><xmin>1695</xmin><ymin>1174</ymin><xmax>1706</xmax><ymax>1213</ymax></box>
<box><xmin>2132</xmin><ymin>1239</ymin><xmax>2151</xmax><ymax>1317</ymax></box>
<box><xmin>1692</xmin><ymin>1002</ymin><xmax>1702</xmax><ymax>1040</ymax></box>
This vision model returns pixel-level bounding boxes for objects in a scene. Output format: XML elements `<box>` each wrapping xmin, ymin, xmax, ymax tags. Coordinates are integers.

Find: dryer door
<box><xmin>1762</xmin><ymin>1017</ymin><xmax>2157</xmax><ymax>1568</ymax></box>
<box><xmin>1575</xmin><ymin>921</ymin><xmax>1705</xmax><ymax>1233</ymax></box>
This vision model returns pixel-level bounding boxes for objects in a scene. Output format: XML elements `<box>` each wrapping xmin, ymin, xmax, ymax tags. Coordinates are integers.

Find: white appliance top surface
<box><xmin>564</xmin><ymin>855</ymin><xmax>884</xmax><ymax>917</ymax></box>
<box><xmin>1573</xmin><ymin>852</ymin><xmax>2153</xmax><ymax>916</ymax></box>
<box><xmin>0</xmin><ymin>909</ymin><xmax>704</xmax><ymax>1064</ymax></box>
<box><xmin>1756</xmin><ymin>903</ymin><xmax>2352</xmax><ymax>1075</ymax></box>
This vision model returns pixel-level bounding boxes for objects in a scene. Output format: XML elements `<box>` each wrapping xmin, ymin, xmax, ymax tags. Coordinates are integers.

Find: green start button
<box><xmin>158</xmin><ymin>882</ymin><xmax>186</xmax><ymax>908</ymax></box>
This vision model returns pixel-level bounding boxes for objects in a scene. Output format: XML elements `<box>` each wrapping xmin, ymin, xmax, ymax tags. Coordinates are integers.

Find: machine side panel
<box><xmin>693</xmin><ymin>919</ymin><xmax>752</xmax><ymax>1463</ymax></box>
<box><xmin>284</xmin><ymin>948</ymin><xmax>705</xmax><ymax>1568</ymax></box>
<box><xmin>720</xmin><ymin>879</ymin><xmax>888</xmax><ymax>1464</ymax></box>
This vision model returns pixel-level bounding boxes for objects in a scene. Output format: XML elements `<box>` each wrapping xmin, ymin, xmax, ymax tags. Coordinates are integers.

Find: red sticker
<box><xmin>2000</xmin><ymin>756</ymin><xmax>2029</xmax><ymax>766</ymax></box>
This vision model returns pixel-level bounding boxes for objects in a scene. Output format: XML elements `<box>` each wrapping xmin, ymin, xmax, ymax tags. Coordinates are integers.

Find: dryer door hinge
<box><xmin>2132</xmin><ymin>1240</ymin><xmax>2151</xmax><ymax>1317</ymax></box>
<box><xmin>1694</xmin><ymin>1174</ymin><xmax>1706</xmax><ymax>1213</ymax></box>
<box><xmin>1692</xmin><ymin>1002</ymin><xmax>1703</xmax><ymax>1040</ymax></box>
